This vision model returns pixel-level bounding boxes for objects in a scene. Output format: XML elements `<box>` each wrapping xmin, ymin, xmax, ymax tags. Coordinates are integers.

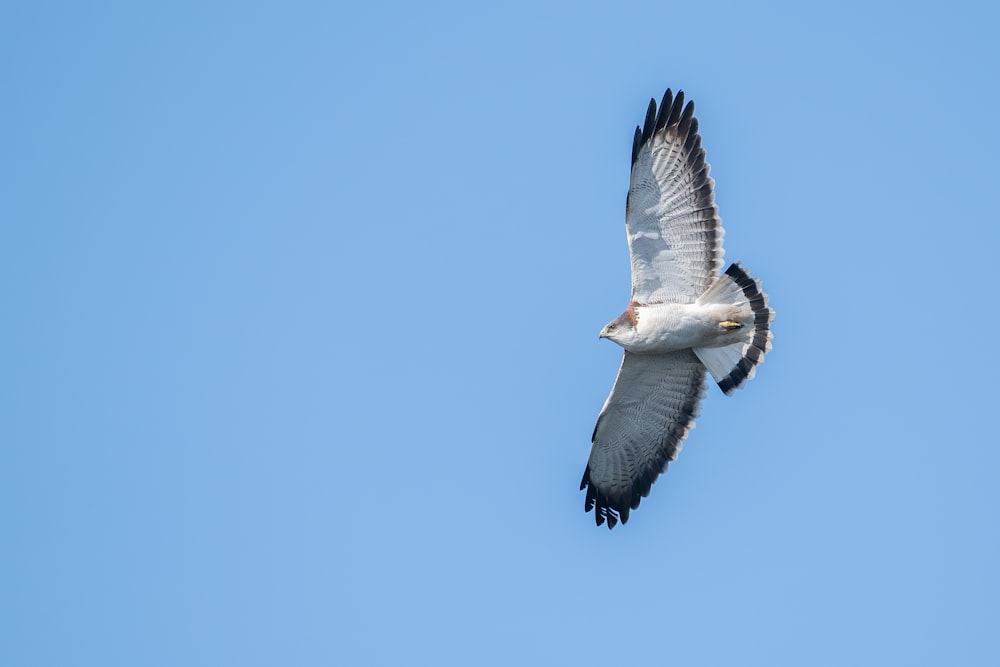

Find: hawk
<box><xmin>580</xmin><ymin>89</ymin><xmax>774</xmax><ymax>529</ymax></box>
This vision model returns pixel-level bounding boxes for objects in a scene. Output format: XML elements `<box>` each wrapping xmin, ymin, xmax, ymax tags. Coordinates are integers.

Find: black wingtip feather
<box><xmin>630</xmin><ymin>88</ymin><xmax>703</xmax><ymax>170</ymax></box>
<box><xmin>631</xmin><ymin>126</ymin><xmax>643</xmax><ymax>165</ymax></box>
<box><xmin>581</xmin><ymin>465</ymin><xmax>626</xmax><ymax>529</ymax></box>
<box><xmin>641</xmin><ymin>98</ymin><xmax>657</xmax><ymax>145</ymax></box>
<box><xmin>677</xmin><ymin>101</ymin><xmax>696</xmax><ymax>140</ymax></box>
<box><xmin>667</xmin><ymin>91</ymin><xmax>685</xmax><ymax>127</ymax></box>
<box><xmin>654</xmin><ymin>88</ymin><xmax>674</xmax><ymax>131</ymax></box>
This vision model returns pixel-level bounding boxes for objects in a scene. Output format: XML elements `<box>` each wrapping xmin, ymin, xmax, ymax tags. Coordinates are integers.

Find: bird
<box><xmin>580</xmin><ymin>89</ymin><xmax>774</xmax><ymax>529</ymax></box>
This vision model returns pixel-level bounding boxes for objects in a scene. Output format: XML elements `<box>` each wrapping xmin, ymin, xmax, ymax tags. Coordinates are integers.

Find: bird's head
<box><xmin>599</xmin><ymin>309</ymin><xmax>638</xmax><ymax>346</ymax></box>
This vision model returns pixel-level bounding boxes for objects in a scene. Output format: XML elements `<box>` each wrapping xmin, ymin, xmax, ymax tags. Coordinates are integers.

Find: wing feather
<box><xmin>626</xmin><ymin>89</ymin><xmax>724</xmax><ymax>304</ymax></box>
<box><xmin>581</xmin><ymin>350</ymin><xmax>706</xmax><ymax>528</ymax></box>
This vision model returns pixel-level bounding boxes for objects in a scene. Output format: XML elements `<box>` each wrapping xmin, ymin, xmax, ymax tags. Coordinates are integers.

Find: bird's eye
<box><xmin>608</xmin><ymin>323</ymin><xmax>617</xmax><ymax>330</ymax></box>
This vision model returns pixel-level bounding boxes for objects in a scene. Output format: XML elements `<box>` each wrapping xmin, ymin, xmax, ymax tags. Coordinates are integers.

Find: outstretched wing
<box><xmin>581</xmin><ymin>350</ymin><xmax>706</xmax><ymax>528</ymax></box>
<box><xmin>626</xmin><ymin>89</ymin><xmax>724</xmax><ymax>305</ymax></box>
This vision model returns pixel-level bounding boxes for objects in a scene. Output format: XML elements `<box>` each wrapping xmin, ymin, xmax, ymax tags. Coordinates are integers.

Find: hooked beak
<box><xmin>598</xmin><ymin>328</ymin><xmax>607</xmax><ymax>339</ymax></box>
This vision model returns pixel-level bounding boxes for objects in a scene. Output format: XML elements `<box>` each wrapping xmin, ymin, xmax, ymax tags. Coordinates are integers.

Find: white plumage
<box><xmin>581</xmin><ymin>90</ymin><xmax>775</xmax><ymax>528</ymax></box>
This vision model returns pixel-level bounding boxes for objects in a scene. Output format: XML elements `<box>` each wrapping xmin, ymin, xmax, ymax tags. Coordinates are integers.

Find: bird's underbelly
<box><xmin>627</xmin><ymin>303</ymin><xmax>748</xmax><ymax>354</ymax></box>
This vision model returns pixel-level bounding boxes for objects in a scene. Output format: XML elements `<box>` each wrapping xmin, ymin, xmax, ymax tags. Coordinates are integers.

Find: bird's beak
<box><xmin>598</xmin><ymin>329</ymin><xmax>607</xmax><ymax>339</ymax></box>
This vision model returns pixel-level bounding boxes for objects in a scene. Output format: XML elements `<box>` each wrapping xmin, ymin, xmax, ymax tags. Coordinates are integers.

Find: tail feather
<box><xmin>693</xmin><ymin>262</ymin><xmax>774</xmax><ymax>395</ymax></box>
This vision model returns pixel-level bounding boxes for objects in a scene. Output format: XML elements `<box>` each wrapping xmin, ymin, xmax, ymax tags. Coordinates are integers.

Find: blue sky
<box><xmin>3</xmin><ymin>1</ymin><xmax>999</xmax><ymax>665</ymax></box>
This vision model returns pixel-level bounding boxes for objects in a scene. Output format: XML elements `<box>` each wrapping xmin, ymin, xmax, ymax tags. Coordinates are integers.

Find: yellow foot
<box><xmin>719</xmin><ymin>320</ymin><xmax>743</xmax><ymax>330</ymax></box>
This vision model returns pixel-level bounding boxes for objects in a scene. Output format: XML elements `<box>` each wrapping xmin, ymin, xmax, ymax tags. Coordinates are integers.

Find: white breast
<box><xmin>629</xmin><ymin>303</ymin><xmax>746</xmax><ymax>354</ymax></box>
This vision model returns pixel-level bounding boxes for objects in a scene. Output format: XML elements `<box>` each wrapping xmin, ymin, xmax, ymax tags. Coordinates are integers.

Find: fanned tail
<box><xmin>693</xmin><ymin>262</ymin><xmax>774</xmax><ymax>395</ymax></box>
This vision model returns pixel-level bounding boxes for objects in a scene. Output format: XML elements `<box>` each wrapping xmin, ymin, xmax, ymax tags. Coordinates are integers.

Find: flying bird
<box><xmin>581</xmin><ymin>89</ymin><xmax>774</xmax><ymax>529</ymax></box>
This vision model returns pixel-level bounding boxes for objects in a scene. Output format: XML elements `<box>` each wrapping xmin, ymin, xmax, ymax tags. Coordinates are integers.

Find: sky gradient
<box><xmin>4</xmin><ymin>1</ymin><xmax>999</xmax><ymax>665</ymax></box>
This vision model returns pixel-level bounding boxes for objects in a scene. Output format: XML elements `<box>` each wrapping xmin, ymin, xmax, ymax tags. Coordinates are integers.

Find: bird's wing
<box><xmin>581</xmin><ymin>350</ymin><xmax>706</xmax><ymax>528</ymax></box>
<box><xmin>625</xmin><ymin>89</ymin><xmax>725</xmax><ymax>305</ymax></box>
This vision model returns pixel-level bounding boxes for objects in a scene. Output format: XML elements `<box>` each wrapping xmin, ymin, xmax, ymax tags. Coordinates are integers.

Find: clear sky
<box><xmin>3</xmin><ymin>1</ymin><xmax>999</xmax><ymax>665</ymax></box>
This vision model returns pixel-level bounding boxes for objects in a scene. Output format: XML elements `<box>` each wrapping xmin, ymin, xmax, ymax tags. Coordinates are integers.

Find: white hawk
<box><xmin>581</xmin><ymin>89</ymin><xmax>775</xmax><ymax>528</ymax></box>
